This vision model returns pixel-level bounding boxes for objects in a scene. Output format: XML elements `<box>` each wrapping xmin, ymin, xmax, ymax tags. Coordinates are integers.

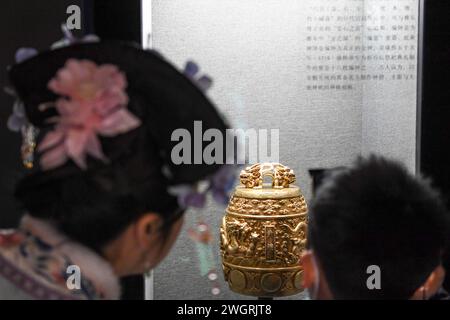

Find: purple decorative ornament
<box><xmin>51</xmin><ymin>24</ymin><xmax>99</xmax><ymax>50</ymax></box>
<box><xmin>183</xmin><ymin>61</ymin><xmax>213</xmax><ymax>92</ymax></box>
<box><xmin>170</xmin><ymin>165</ymin><xmax>238</xmax><ymax>210</ymax></box>
<box><xmin>15</xmin><ymin>48</ymin><xmax>38</xmax><ymax>63</ymax></box>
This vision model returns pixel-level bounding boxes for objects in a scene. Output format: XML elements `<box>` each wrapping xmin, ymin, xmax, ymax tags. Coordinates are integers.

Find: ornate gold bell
<box><xmin>220</xmin><ymin>163</ymin><xmax>308</xmax><ymax>297</ymax></box>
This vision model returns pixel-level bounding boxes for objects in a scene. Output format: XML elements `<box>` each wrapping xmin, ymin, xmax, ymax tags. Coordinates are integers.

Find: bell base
<box><xmin>223</xmin><ymin>262</ymin><xmax>304</xmax><ymax>298</ymax></box>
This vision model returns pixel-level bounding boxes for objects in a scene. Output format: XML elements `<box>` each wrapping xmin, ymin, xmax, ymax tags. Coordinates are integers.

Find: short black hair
<box><xmin>309</xmin><ymin>155</ymin><xmax>450</xmax><ymax>299</ymax></box>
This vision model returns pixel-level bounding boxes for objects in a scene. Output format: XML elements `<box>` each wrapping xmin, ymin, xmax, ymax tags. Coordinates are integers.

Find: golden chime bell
<box><xmin>220</xmin><ymin>163</ymin><xmax>308</xmax><ymax>297</ymax></box>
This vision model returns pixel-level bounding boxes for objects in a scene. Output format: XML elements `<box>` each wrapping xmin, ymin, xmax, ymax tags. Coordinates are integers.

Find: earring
<box><xmin>21</xmin><ymin>124</ymin><xmax>38</xmax><ymax>169</ymax></box>
<box><xmin>188</xmin><ymin>219</ymin><xmax>221</xmax><ymax>296</ymax></box>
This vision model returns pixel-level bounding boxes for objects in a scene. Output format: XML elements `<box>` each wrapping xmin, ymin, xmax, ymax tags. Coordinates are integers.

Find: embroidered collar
<box><xmin>0</xmin><ymin>215</ymin><xmax>120</xmax><ymax>299</ymax></box>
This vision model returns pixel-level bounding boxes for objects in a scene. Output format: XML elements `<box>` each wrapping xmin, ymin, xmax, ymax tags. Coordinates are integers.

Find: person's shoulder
<box><xmin>0</xmin><ymin>229</ymin><xmax>34</xmax><ymax>299</ymax></box>
<box><xmin>0</xmin><ymin>229</ymin><xmax>25</xmax><ymax>263</ymax></box>
<box><xmin>0</xmin><ymin>276</ymin><xmax>33</xmax><ymax>300</ymax></box>
<box><xmin>0</xmin><ymin>229</ymin><xmax>84</xmax><ymax>300</ymax></box>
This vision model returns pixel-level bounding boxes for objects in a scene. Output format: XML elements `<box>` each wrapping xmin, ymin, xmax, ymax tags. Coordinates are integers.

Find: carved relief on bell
<box><xmin>220</xmin><ymin>163</ymin><xmax>308</xmax><ymax>297</ymax></box>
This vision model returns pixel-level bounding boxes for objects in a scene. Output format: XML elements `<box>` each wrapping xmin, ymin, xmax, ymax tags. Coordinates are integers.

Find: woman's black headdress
<box><xmin>8</xmin><ymin>40</ymin><xmax>231</xmax><ymax>218</ymax></box>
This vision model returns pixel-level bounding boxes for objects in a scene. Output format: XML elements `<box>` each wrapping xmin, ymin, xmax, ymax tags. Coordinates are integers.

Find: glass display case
<box><xmin>143</xmin><ymin>0</ymin><xmax>420</xmax><ymax>299</ymax></box>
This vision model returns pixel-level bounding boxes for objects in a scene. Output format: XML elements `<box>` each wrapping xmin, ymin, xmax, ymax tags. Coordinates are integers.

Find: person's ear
<box><xmin>411</xmin><ymin>265</ymin><xmax>446</xmax><ymax>300</ymax></box>
<box><xmin>301</xmin><ymin>250</ymin><xmax>317</xmax><ymax>289</ymax></box>
<box><xmin>134</xmin><ymin>213</ymin><xmax>162</xmax><ymax>248</ymax></box>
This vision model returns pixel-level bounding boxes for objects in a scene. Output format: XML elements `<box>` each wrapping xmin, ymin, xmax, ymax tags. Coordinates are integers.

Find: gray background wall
<box><xmin>149</xmin><ymin>0</ymin><xmax>418</xmax><ymax>300</ymax></box>
<box><xmin>361</xmin><ymin>0</ymin><xmax>418</xmax><ymax>171</ymax></box>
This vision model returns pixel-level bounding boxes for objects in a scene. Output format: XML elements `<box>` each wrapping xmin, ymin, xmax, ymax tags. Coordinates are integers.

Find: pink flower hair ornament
<box><xmin>37</xmin><ymin>59</ymin><xmax>141</xmax><ymax>170</ymax></box>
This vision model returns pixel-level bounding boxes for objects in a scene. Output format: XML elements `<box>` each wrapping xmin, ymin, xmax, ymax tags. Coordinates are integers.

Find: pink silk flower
<box><xmin>37</xmin><ymin>59</ymin><xmax>141</xmax><ymax>170</ymax></box>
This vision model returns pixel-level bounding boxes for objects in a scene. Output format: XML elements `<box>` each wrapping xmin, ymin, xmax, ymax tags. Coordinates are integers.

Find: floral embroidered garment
<box><xmin>0</xmin><ymin>215</ymin><xmax>120</xmax><ymax>300</ymax></box>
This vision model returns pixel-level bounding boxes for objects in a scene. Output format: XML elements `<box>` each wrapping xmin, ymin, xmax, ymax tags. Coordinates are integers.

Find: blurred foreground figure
<box><xmin>303</xmin><ymin>156</ymin><xmax>450</xmax><ymax>300</ymax></box>
<box><xmin>0</xmin><ymin>41</ymin><xmax>231</xmax><ymax>299</ymax></box>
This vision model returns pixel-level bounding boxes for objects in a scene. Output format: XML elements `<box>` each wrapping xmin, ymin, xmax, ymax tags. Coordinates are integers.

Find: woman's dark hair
<box><xmin>14</xmin><ymin>85</ymin><xmax>182</xmax><ymax>250</ymax></box>
<box><xmin>309</xmin><ymin>155</ymin><xmax>450</xmax><ymax>299</ymax></box>
<box><xmin>9</xmin><ymin>42</ymin><xmax>229</xmax><ymax>251</ymax></box>
<box><xmin>14</xmin><ymin>114</ymin><xmax>179</xmax><ymax>251</ymax></box>
<box><xmin>15</xmin><ymin>170</ymin><xmax>179</xmax><ymax>251</ymax></box>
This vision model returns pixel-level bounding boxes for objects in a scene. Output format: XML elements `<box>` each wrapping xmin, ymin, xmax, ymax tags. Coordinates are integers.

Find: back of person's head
<box><xmin>9</xmin><ymin>42</ymin><xmax>229</xmax><ymax>253</ymax></box>
<box><xmin>308</xmin><ymin>155</ymin><xmax>450</xmax><ymax>299</ymax></box>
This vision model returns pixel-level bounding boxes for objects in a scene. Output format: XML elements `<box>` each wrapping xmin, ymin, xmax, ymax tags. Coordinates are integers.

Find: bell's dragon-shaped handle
<box><xmin>239</xmin><ymin>163</ymin><xmax>296</xmax><ymax>189</ymax></box>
